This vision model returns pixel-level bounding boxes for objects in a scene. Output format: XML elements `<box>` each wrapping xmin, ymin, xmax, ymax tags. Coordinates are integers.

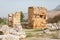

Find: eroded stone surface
<box><xmin>28</xmin><ymin>7</ymin><xmax>47</xmax><ymax>29</ymax></box>
<box><xmin>0</xmin><ymin>34</ymin><xmax>19</xmax><ymax>40</ymax></box>
<box><xmin>0</xmin><ymin>25</ymin><xmax>10</xmax><ymax>35</ymax></box>
<box><xmin>0</xmin><ymin>25</ymin><xmax>26</xmax><ymax>40</ymax></box>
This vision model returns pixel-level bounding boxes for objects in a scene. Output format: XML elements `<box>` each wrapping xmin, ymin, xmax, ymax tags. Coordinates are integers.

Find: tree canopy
<box><xmin>20</xmin><ymin>11</ymin><xmax>25</xmax><ymax>22</ymax></box>
<box><xmin>0</xmin><ymin>18</ymin><xmax>6</xmax><ymax>25</ymax></box>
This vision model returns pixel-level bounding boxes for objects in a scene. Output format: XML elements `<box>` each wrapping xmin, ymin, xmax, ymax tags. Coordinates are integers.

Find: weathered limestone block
<box><xmin>1</xmin><ymin>25</ymin><xmax>9</xmax><ymax>35</ymax></box>
<box><xmin>8</xmin><ymin>14</ymin><xmax>13</xmax><ymax>27</ymax></box>
<box><xmin>13</xmin><ymin>12</ymin><xmax>20</xmax><ymax>27</ymax></box>
<box><xmin>33</xmin><ymin>18</ymin><xmax>46</xmax><ymax>29</ymax></box>
<box><xmin>0</xmin><ymin>25</ymin><xmax>26</xmax><ymax>40</ymax></box>
<box><xmin>13</xmin><ymin>25</ymin><xmax>23</xmax><ymax>31</ymax></box>
<box><xmin>0</xmin><ymin>35</ymin><xmax>20</xmax><ymax>40</ymax></box>
<box><xmin>47</xmin><ymin>23</ymin><xmax>58</xmax><ymax>30</ymax></box>
<box><xmin>8</xmin><ymin>12</ymin><xmax>20</xmax><ymax>27</ymax></box>
<box><xmin>28</xmin><ymin>7</ymin><xmax>47</xmax><ymax>29</ymax></box>
<box><xmin>10</xmin><ymin>25</ymin><xmax>26</xmax><ymax>39</ymax></box>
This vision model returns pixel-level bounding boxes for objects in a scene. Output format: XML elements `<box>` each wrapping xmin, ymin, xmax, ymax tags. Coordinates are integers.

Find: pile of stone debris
<box><xmin>44</xmin><ymin>22</ymin><xmax>60</xmax><ymax>38</ymax></box>
<box><xmin>47</xmin><ymin>22</ymin><xmax>60</xmax><ymax>30</ymax></box>
<box><xmin>0</xmin><ymin>25</ymin><xmax>26</xmax><ymax>40</ymax></box>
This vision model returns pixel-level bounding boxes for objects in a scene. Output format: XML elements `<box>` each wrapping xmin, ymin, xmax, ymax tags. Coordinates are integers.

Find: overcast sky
<box><xmin>0</xmin><ymin>0</ymin><xmax>60</xmax><ymax>17</ymax></box>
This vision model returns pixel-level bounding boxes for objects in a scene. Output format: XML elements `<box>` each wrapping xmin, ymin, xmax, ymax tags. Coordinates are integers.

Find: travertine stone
<box><xmin>13</xmin><ymin>12</ymin><xmax>20</xmax><ymax>27</ymax></box>
<box><xmin>28</xmin><ymin>7</ymin><xmax>47</xmax><ymax>29</ymax></box>
<box><xmin>8</xmin><ymin>12</ymin><xmax>20</xmax><ymax>27</ymax></box>
<box><xmin>10</xmin><ymin>25</ymin><xmax>26</xmax><ymax>39</ymax></box>
<box><xmin>1</xmin><ymin>25</ymin><xmax>9</xmax><ymax>35</ymax></box>
<box><xmin>0</xmin><ymin>25</ymin><xmax>26</xmax><ymax>40</ymax></box>
<box><xmin>0</xmin><ymin>35</ymin><xmax>20</xmax><ymax>40</ymax></box>
<box><xmin>8</xmin><ymin>14</ymin><xmax>13</xmax><ymax>27</ymax></box>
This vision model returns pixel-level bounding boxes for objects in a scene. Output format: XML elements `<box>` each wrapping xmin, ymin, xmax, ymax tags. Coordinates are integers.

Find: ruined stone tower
<box><xmin>13</xmin><ymin>12</ymin><xmax>20</xmax><ymax>27</ymax></box>
<box><xmin>28</xmin><ymin>7</ymin><xmax>47</xmax><ymax>29</ymax></box>
<box><xmin>8</xmin><ymin>12</ymin><xmax>20</xmax><ymax>27</ymax></box>
<box><xmin>8</xmin><ymin>14</ymin><xmax>13</xmax><ymax>27</ymax></box>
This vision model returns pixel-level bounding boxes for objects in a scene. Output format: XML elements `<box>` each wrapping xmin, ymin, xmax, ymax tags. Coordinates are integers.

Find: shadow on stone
<box><xmin>0</xmin><ymin>31</ymin><xmax>4</xmax><ymax>35</ymax></box>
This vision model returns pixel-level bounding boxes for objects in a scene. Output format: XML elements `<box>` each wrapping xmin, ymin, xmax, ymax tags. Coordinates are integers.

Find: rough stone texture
<box><xmin>0</xmin><ymin>25</ymin><xmax>10</xmax><ymax>35</ymax></box>
<box><xmin>8</xmin><ymin>12</ymin><xmax>20</xmax><ymax>27</ymax></box>
<box><xmin>28</xmin><ymin>7</ymin><xmax>47</xmax><ymax>29</ymax></box>
<box><xmin>47</xmin><ymin>23</ymin><xmax>55</xmax><ymax>30</ymax></box>
<box><xmin>0</xmin><ymin>25</ymin><xmax>26</xmax><ymax>40</ymax></box>
<box><xmin>9</xmin><ymin>25</ymin><xmax>26</xmax><ymax>39</ymax></box>
<box><xmin>13</xmin><ymin>12</ymin><xmax>20</xmax><ymax>27</ymax></box>
<box><xmin>57</xmin><ymin>21</ymin><xmax>60</xmax><ymax>29</ymax></box>
<box><xmin>43</xmin><ymin>29</ymin><xmax>52</xmax><ymax>34</ymax></box>
<box><xmin>13</xmin><ymin>25</ymin><xmax>23</xmax><ymax>31</ymax></box>
<box><xmin>47</xmin><ymin>23</ymin><xmax>59</xmax><ymax>30</ymax></box>
<box><xmin>0</xmin><ymin>35</ymin><xmax>20</xmax><ymax>40</ymax></box>
<box><xmin>53</xmin><ymin>23</ymin><xmax>58</xmax><ymax>29</ymax></box>
<box><xmin>10</xmin><ymin>25</ymin><xmax>26</xmax><ymax>39</ymax></box>
<box><xmin>47</xmin><ymin>21</ymin><xmax>60</xmax><ymax>30</ymax></box>
<box><xmin>8</xmin><ymin>14</ymin><xmax>13</xmax><ymax>27</ymax></box>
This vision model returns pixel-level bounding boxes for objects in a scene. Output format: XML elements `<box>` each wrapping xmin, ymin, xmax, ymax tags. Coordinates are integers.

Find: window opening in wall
<box><xmin>40</xmin><ymin>15</ymin><xmax>43</xmax><ymax>18</ymax></box>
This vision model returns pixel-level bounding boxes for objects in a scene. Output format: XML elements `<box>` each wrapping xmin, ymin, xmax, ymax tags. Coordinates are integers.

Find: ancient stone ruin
<box><xmin>0</xmin><ymin>25</ymin><xmax>26</xmax><ymax>40</ymax></box>
<box><xmin>6</xmin><ymin>12</ymin><xmax>26</xmax><ymax>40</ymax></box>
<box><xmin>8</xmin><ymin>14</ymin><xmax>13</xmax><ymax>27</ymax></box>
<box><xmin>8</xmin><ymin>12</ymin><xmax>20</xmax><ymax>27</ymax></box>
<box><xmin>28</xmin><ymin>7</ymin><xmax>47</xmax><ymax>29</ymax></box>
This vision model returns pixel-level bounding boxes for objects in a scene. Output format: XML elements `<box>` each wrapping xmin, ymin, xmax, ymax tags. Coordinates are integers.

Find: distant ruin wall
<box><xmin>8</xmin><ymin>12</ymin><xmax>20</xmax><ymax>27</ymax></box>
<box><xmin>8</xmin><ymin>14</ymin><xmax>13</xmax><ymax>27</ymax></box>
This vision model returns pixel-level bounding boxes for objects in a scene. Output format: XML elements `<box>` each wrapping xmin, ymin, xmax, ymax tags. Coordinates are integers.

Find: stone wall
<box><xmin>8</xmin><ymin>14</ymin><xmax>13</xmax><ymax>27</ymax></box>
<box><xmin>8</xmin><ymin>12</ymin><xmax>20</xmax><ymax>27</ymax></box>
<box><xmin>28</xmin><ymin>7</ymin><xmax>47</xmax><ymax>29</ymax></box>
<box><xmin>13</xmin><ymin>12</ymin><xmax>20</xmax><ymax>27</ymax></box>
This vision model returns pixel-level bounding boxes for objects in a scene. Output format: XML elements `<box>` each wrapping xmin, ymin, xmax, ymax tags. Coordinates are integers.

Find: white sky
<box><xmin>0</xmin><ymin>0</ymin><xmax>60</xmax><ymax>17</ymax></box>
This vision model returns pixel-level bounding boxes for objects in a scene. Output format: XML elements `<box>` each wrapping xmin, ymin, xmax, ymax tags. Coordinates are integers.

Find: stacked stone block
<box><xmin>28</xmin><ymin>7</ymin><xmax>47</xmax><ymax>29</ymax></box>
<box><xmin>8</xmin><ymin>12</ymin><xmax>20</xmax><ymax>27</ymax></box>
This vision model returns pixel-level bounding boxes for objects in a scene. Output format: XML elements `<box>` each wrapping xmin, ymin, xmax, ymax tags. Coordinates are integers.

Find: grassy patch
<box><xmin>33</xmin><ymin>29</ymin><xmax>42</xmax><ymax>32</ymax></box>
<box><xmin>49</xmin><ymin>33</ymin><xmax>58</xmax><ymax>39</ymax></box>
<box><xmin>26</xmin><ymin>33</ymin><xmax>33</xmax><ymax>37</ymax></box>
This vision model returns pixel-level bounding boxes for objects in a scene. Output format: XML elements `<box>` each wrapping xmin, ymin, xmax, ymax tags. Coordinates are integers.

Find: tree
<box><xmin>20</xmin><ymin>11</ymin><xmax>25</xmax><ymax>22</ymax></box>
<box><xmin>0</xmin><ymin>17</ymin><xmax>6</xmax><ymax>25</ymax></box>
<box><xmin>0</xmin><ymin>18</ymin><xmax>4</xmax><ymax>23</ymax></box>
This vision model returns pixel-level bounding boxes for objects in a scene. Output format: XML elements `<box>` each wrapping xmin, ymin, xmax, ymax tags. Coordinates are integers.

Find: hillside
<box><xmin>48</xmin><ymin>5</ymin><xmax>60</xmax><ymax>18</ymax></box>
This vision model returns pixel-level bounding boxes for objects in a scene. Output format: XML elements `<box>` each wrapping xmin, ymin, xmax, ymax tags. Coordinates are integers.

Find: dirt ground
<box><xmin>24</xmin><ymin>29</ymin><xmax>60</xmax><ymax>40</ymax></box>
<box><xmin>26</xmin><ymin>37</ymin><xmax>60</xmax><ymax>40</ymax></box>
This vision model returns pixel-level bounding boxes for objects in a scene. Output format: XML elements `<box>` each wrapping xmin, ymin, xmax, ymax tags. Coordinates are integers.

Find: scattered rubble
<box><xmin>47</xmin><ymin>23</ymin><xmax>59</xmax><ymax>30</ymax></box>
<box><xmin>0</xmin><ymin>25</ymin><xmax>26</xmax><ymax>40</ymax></box>
<box><xmin>43</xmin><ymin>29</ymin><xmax>52</xmax><ymax>34</ymax></box>
<box><xmin>0</xmin><ymin>25</ymin><xmax>10</xmax><ymax>34</ymax></box>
